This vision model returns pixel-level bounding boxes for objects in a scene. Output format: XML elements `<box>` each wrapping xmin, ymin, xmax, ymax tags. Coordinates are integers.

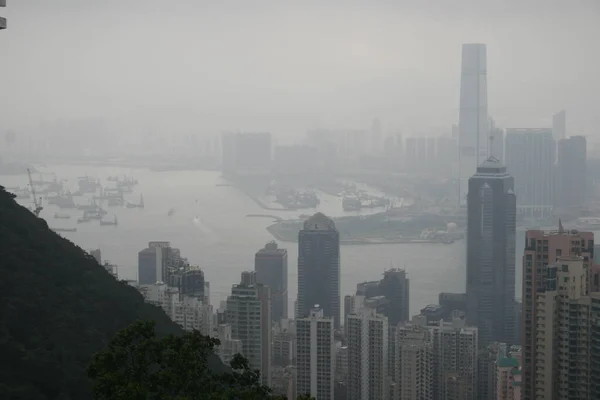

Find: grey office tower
<box><xmin>297</xmin><ymin>213</ymin><xmax>341</xmax><ymax>329</ymax></box>
<box><xmin>466</xmin><ymin>158</ymin><xmax>516</xmax><ymax>346</ymax></box>
<box><xmin>255</xmin><ymin>241</ymin><xmax>288</xmax><ymax>322</ymax></box>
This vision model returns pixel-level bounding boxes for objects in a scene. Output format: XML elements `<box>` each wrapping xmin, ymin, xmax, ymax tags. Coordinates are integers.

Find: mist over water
<box><xmin>5</xmin><ymin>165</ymin><xmax>466</xmax><ymax>315</ymax></box>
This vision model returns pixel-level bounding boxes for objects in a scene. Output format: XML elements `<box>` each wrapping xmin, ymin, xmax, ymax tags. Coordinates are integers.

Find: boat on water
<box><xmin>47</xmin><ymin>193</ymin><xmax>76</xmax><ymax>209</ymax></box>
<box><xmin>52</xmin><ymin>227</ymin><xmax>77</xmax><ymax>233</ymax></box>
<box><xmin>54</xmin><ymin>212</ymin><xmax>71</xmax><ymax>219</ymax></box>
<box><xmin>126</xmin><ymin>194</ymin><xmax>144</xmax><ymax>209</ymax></box>
<box><xmin>168</xmin><ymin>208</ymin><xmax>175</xmax><ymax>216</ymax></box>
<box><xmin>99</xmin><ymin>215</ymin><xmax>118</xmax><ymax>226</ymax></box>
<box><xmin>108</xmin><ymin>196</ymin><xmax>125</xmax><ymax>206</ymax></box>
<box><xmin>77</xmin><ymin>176</ymin><xmax>101</xmax><ymax>193</ymax></box>
<box><xmin>77</xmin><ymin>217</ymin><xmax>91</xmax><ymax>224</ymax></box>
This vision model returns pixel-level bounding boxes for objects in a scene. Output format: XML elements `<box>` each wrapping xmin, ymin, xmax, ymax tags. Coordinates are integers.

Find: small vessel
<box><xmin>108</xmin><ymin>196</ymin><xmax>124</xmax><ymax>206</ymax></box>
<box><xmin>52</xmin><ymin>227</ymin><xmax>77</xmax><ymax>233</ymax></box>
<box><xmin>47</xmin><ymin>192</ymin><xmax>76</xmax><ymax>209</ymax></box>
<box><xmin>126</xmin><ymin>194</ymin><xmax>144</xmax><ymax>209</ymax></box>
<box><xmin>77</xmin><ymin>176</ymin><xmax>101</xmax><ymax>193</ymax></box>
<box><xmin>77</xmin><ymin>217</ymin><xmax>92</xmax><ymax>224</ymax></box>
<box><xmin>100</xmin><ymin>215</ymin><xmax>118</xmax><ymax>226</ymax></box>
<box><xmin>54</xmin><ymin>212</ymin><xmax>71</xmax><ymax>219</ymax></box>
<box><xmin>168</xmin><ymin>208</ymin><xmax>175</xmax><ymax>216</ymax></box>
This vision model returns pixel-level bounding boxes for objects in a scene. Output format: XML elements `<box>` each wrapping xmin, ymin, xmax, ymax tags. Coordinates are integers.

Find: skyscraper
<box><xmin>505</xmin><ymin>128</ymin><xmax>555</xmax><ymax>218</ymax></box>
<box><xmin>226</xmin><ymin>271</ymin><xmax>272</xmax><ymax>386</ymax></box>
<box><xmin>394</xmin><ymin>324</ymin><xmax>434</xmax><ymax>400</ymax></box>
<box><xmin>527</xmin><ymin>256</ymin><xmax>600</xmax><ymax>399</ymax></box>
<box><xmin>380</xmin><ymin>268</ymin><xmax>410</xmax><ymax>327</ymax></box>
<box><xmin>255</xmin><ymin>241</ymin><xmax>288</xmax><ymax>323</ymax></box>
<box><xmin>556</xmin><ymin>135</ymin><xmax>587</xmax><ymax>209</ymax></box>
<box><xmin>296</xmin><ymin>306</ymin><xmax>335</xmax><ymax>400</ymax></box>
<box><xmin>458</xmin><ymin>43</ymin><xmax>489</xmax><ymax>205</ymax></box>
<box><xmin>297</xmin><ymin>213</ymin><xmax>341</xmax><ymax>328</ymax></box>
<box><xmin>399</xmin><ymin>315</ymin><xmax>478</xmax><ymax>400</ymax></box>
<box><xmin>521</xmin><ymin>228</ymin><xmax>594</xmax><ymax>399</ymax></box>
<box><xmin>552</xmin><ymin>110</ymin><xmax>566</xmax><ymax>142</ymax></box>
<box><xmin>466</xmin><ymin>158</ymin><xmax>516</xmax><ymax>345</ymax></box>
<box><xmin>347</xmin><ymin>307</ymin><xmax>388</xmax><ymax>400</ymax></box>
<box><xmin>137</xmin><ymin>241</ymin><xmax>179</xmax><ymax>285</ymax></box>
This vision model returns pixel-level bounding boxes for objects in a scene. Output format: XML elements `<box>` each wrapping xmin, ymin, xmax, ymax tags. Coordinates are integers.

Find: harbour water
<box><xmin>6</xmin><ymin>165</ymin><xmax>471</xmax><ymax>316</ymax></box>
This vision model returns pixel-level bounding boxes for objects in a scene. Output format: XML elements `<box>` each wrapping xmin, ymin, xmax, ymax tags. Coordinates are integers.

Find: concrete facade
<box><xmin>296</xmin><ymin>307</ymin><xmax>335</xmax><ymax>400</ymax></box>
<box><xmin>458</xmin><ymin>43</ymin><xmax>489</xmax><ymax>205</ymax></box>
<box><xmin>466</xmin><ymin>158</ymin><xmax>516</xmax><ymax>345</ymax></box>
<box><xmin>347</xmin><ymin>308</ymin><xmax>389</xmax><ymax>400</ymax></box>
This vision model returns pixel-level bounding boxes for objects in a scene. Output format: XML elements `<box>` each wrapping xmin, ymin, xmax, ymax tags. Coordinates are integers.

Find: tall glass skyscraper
<box><xmin>466</xmin><ymin>158</ymin><xmax>516</xmax><ymax>346</ymax></box>
<box><xmin>458</xmin><ymin>43</ymin><xmax>489</xmax><ymax>205</ymax></box>
<box><xmin>297</xmin><ymin>213</ymin><xmax>340</xmax><ymax>328</ymax></box>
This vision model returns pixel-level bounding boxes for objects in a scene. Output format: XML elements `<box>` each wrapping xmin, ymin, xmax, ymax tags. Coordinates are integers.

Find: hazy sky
<box><xmin>1</xmin><ymin>0</ymin><xmax>599</xmax><ymax>137</ymax></box>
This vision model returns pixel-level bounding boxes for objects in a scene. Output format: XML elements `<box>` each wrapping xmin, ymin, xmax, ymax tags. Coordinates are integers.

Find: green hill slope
<box><xmin>0</xmin><ymin>186</ymin><xmax>224</xmax><ymax>399</ymax></box>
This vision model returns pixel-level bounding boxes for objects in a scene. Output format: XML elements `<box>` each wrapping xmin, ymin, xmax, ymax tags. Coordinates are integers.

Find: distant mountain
<box><xmin>0</xmin><ymin>185</ymin><xmax>225</xmax><ymax>399</ymax></box>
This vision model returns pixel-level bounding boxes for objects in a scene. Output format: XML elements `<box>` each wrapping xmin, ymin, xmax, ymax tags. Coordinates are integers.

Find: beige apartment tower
<box><xmin>225</xmin><ymin>271</ymin><xmax>272</xmax><ymax>386</ymax></box>
<box><xmin>296</xmin><ymin>306</ymin><xmax>335</xmax><ymax>400</ymax></box>
<box><xmin>347</xmin><ymin>307</ymin><xmax>389</xmax><ymax>400</ymax></box>
<box><xmin>394</xmin><ymin>323</ymin><xmax>433</xmax><ymax>400</ymax></box>
<box><xmin>521</xmin><ymin>228</ymin><xmax>594</xmax><ymax>399</ymax></box>
<box><xmin>529</xmin><ymin>256</ymin><xmax>597</xmax><ymax>399</ymax></box>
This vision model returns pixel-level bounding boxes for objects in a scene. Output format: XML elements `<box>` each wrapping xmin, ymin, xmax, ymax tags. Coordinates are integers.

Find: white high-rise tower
<box><xmin>458</xmin><ymin>43</ymin><xmax>489</xmax><ymax>205</ymax></box>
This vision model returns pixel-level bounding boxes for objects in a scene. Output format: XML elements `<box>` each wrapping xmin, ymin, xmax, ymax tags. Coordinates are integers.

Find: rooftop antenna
<box><xmin>558</xmin><ymin>218</ymin><xmax>565</xmax><ymax>234</ymax></box>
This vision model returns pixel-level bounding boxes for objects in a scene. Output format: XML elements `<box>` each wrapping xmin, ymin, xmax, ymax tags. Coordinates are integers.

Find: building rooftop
<box><xmin>302</xmin><ymin>212</ymin><xmax>336</xmax><ymax>231</ymax></box>
<box><xmin>474</xmin><ymin>156</ymin><xmax>508</xmax><ymax>175</ymax></box>
<box><xmin>256</xmin><ymin>241</ymin><xmax>287</xmax><ymax>255</ymax></box>
<box><xmin>497</xmin><ymin>357</ymin><xmax>519</xmax><ymax>368</ymax></box>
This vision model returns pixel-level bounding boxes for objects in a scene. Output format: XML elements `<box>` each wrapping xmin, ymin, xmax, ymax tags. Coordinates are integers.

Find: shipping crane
<box><xmin>27</xmin><ymin>168</ymin><xmax>43</xmax><ymax>217</ymax></box>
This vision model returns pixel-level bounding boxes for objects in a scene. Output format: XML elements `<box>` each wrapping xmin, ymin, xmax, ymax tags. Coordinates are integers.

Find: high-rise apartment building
<box><xmin>215</xmin><ymin>324</ymin><xmax>242</xmax><ymax>365</ymax></box>
<box><xmin>496</xmin><ymin>356</ymin><xmax>521</xmax><ymax>400</ymax></box>
<box><xmin>521</xmin><ymin>228</ymin><xmax>594</xmax><ymax>399</ymax></box>
<box><xmin>466</xmin><ymin>158</ymin><xmax>516</xmax><ymax>345</ymax></box>
<box><xmin>255</xmin><ymin>241</ymin><xmax>288</xmax><ymax>323</ymax></box>
<box><xmin>477</xmin><ymin>342</ymin><xmax>506</xmax><ymax>400</ymax></box>
<box><xmin>347</xmin><ymin>307</ymin><xmax>388</xmax><ymax>400</ymax></box>
<box><xmin>137</xmin><ymin>241</ymin><xmax>179</xmax><ymax>285</ymax></box>
<box><xmin>505</xmin><ymin>128</ymin><xmax>555</xmax><ymax>217</ymax></box>
<box><xmin>380</xmin><ymin>268</ymin><xmax>410</xmax><ymax>327</ymax></box>
<box><xmin>529</xmin><ymin>256</ymin><xmax>595</xmax><ymax>399</ymax></box>
<box><xmin>556</xmin><ymin>135</ymin><xmax>587</xmax><ymax>209</ymax></box>
<box><xmin>273</xmin><ymin>331</ymin><xmax>295</xmax><ymax>367</ymax></box>
<box><xmin>431</xmin><ymin>317</ymin><xmax>478</xmax><ymax>400</ymax></box>
<box><xmin>552</xmin><ymin>110</ymin><xmax>566</xmax><ymax>142</ymax></box>
<box><xmin>398</xmin><ymin>315</ymin><xmax>478</xmax><ymax>400</ymax></box>
<box><xmin>225</xmin><ymin>271</ymin><xmax>272</xmax><ymax>386</ymax></box>
<box><xmin>136</xmin><ymin>282</ymin><xmax>212</xmax><ymax>335</ymax></box>
<box><xmin>172</xmin><ymin>295</ymin><xmax>213</xmax><ymax>336</ymax></box>
<box><xmin>297</xmin><ymin>213</ymin><xmax>340</xmax><ymax>328</ymax></box>
<box><xmin>296</xmin><ymin>306</ymin><xmax>335</xmax><ymax>400</ymax></box>
<box><xmin>458</xmin><ymin>43</ymin><xmax>489</xmax><ymax>205</ymax></box>
<box><xmin>394</xmin><ymin>324</ymin><xmax>434</xmax><ymax>400</ymax></box>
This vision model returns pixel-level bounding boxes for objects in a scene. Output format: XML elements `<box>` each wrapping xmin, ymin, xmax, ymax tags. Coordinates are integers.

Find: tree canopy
<box><xmin>88</xmin><ymin>321</ymin><xmax>312</xmax><ymax>400</ymax></box>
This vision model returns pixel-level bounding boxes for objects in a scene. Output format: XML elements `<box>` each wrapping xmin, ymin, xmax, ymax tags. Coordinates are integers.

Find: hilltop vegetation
<box><xmin>0</xmin><ymin>185</ymin><xmax>224</xmax><ymax>399</ymax></box>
